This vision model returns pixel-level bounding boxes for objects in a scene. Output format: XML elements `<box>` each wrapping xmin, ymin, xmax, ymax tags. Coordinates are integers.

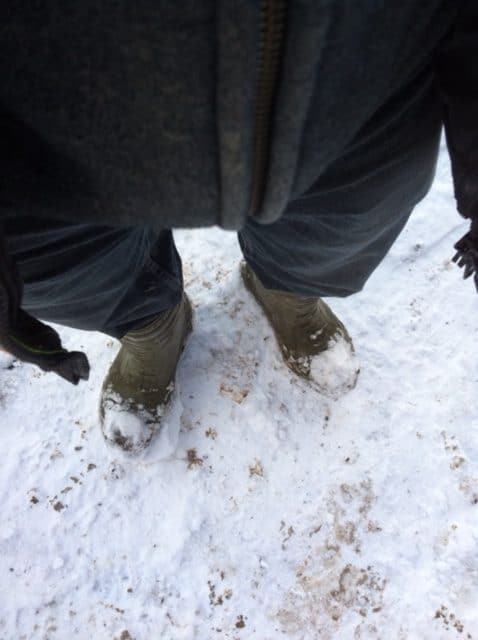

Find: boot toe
<box><xmin>100</xmin><ymin>387</ymin><xmax>162</xmax><ymax>455</ymax></box>
<box><xmin>306</xmin><ymin>333</ymin><xmax>360</xmax><ymax>398</ymax></box>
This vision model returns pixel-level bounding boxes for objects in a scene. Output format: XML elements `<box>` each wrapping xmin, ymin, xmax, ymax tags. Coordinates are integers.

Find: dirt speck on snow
<box><xmin>205</xmin><ymin>427</ymin><xmax>217</xmax><ymax>440</ymax></box>
<box><xmin>235</xmin><ymin>614</ymin><xmax>246</xmax><ymax>629</ymax></box>
<box><xmin>249</xmin><ymin>459</ymin><xmax>264</xmax><ymax>478</ymax></box>
<box><xmin>187</xmin><ymin>449</ymin><xmax>203</xmax><ymax>469</ymax></box>
<box><xmin>208</xmin><ymin>580</ymin><xmax>233</xmax><ymax>606</ymax></box>
<box><xmin>435</xmin><ymin>605</ymin><xmax>471</xmax><ymax>636</ymax></box>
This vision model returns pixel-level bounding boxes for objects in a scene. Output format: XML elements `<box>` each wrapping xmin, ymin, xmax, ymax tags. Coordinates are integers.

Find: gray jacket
<box><xmin>0</xmin><ymin>1</ymin><xmax>467</xmax><ymax>232</ymax></box>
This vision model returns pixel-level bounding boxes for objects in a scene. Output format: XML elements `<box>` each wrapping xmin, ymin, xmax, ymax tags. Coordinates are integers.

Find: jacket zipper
<box><xmin>249</xmin><ymin>0</ymin><xmax>287</xmax><ymax>218</ymax></box>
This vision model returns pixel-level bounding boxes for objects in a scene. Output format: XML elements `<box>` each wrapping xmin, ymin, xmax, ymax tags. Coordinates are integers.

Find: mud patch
<box><xmin>219</xmin><ymin>383</ymin><xmax>249</xmax><ymax>404</ymax></box>
<box><xmin>442</xmin><ymin>431</ymin><xmax>478</xmax><ymax>505</ymax></box>
<box><xmin>435</xmin><ymin>605</ymin><xmax>473</xmax><ymax>638</ymax></box>
<box><xmin>277</xmin><ymin>478</ymin><xmax>385</xmax><ymax>638</ymax></box>
<box><xmin>216</xmin><ymin>346</ymin><xmax>259</xmax><ymax>406</ymax></box>
<box><xmin>208</xmin><ymin>580</ymin><xmax>233</xmax><ymax>607</ymax></box>
<box><xmin>187</xmin><ymin>448</ymin><xmax>204</xmax><ymax>469</ymax></box>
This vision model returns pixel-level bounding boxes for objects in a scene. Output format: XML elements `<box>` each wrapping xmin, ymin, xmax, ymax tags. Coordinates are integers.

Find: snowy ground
<box><xmin>1</xmin><ymin>143</ymin><xmax>478</xmax><ymax>640</ymax></box>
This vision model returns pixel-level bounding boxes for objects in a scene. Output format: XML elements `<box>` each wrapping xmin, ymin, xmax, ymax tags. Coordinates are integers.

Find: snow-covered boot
<box><xmin>241</xmin><ymin>262</ymin><xmax>359</xmax><ymax>397</ymax></box>
<box><xmin>100</xmin><ymin>294</ymin><xmax>192</xmax><ymax>454</ymax></box>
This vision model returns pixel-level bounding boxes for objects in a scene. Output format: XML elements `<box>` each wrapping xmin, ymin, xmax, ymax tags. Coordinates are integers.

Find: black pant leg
<box><xmin>239</xmin><ymin>76</ymin><xmax>442</xmax><ymax>298</ymax></box>
<box><xmin>5</xmin><ymin>218</ymin><xmax>183</xmax><ymax>337</ymax></box>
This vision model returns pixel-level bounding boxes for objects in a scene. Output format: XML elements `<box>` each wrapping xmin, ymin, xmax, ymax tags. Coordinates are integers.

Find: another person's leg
<box><xmin>5</xmin><ymin>219</ymin><xmax>190</xmax><ymax>452</ymax></box>
<box><xmin>239</xmin><ymin>78</ymin><xmax>442</xmax><ymax>392</ymax></box>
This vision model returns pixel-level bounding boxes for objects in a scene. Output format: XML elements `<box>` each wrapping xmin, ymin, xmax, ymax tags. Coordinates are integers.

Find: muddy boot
<box><xmin>100</xmin><ymin>294</ymin><xmax>192</xmax><ymax>454</ymax></box>
<box><xmin>241</xmin><ymin>263</ymin><xmax>359</xmax><ymax>397</ymax></box>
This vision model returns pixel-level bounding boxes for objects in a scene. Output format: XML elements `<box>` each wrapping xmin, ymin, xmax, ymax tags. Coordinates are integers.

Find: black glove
<box><xmin>453</xmin><ymin>218</ymin><xmax>478</xmax><ymax>292</ymax></box>
<box><xmin>0</xmin><ymin>229</ymin><xmax>90</xmax><ymax>385</ymax></box>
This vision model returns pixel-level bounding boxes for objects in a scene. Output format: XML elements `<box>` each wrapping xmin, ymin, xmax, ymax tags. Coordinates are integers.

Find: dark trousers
<box><xmin>5</xmin><ymin>81</ymin><xmax>442</xmax><ymax>338</ymax></box>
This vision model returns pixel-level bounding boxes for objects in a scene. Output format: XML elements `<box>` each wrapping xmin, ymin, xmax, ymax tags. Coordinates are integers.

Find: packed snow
<box><xmin>0</xmin><ymin>142</ymin><xmax>477</xmax><ymax>639</ymax></box>
<box><xmin>307</xmin><ymin>335</ymin><xmax>359</xmax><ymax>399</ymax></box>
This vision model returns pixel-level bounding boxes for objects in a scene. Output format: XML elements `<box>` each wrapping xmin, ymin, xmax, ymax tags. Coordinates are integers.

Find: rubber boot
<box><xmin>100</xmin><ymin>294</ymin><xmax>192</xmax><ymax>454</ymax></box>
<box><xmin>241</xmin><ymin>263</ymin><xmax>359</xmax><ymax>397</ymax></box>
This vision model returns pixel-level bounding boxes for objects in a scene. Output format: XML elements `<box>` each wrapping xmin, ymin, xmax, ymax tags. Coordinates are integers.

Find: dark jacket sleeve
<box><xmin>0</xmin><ymin>227</ymin><xmax>90</xmax><ymax>384</ymax></box>
<box><xmin>435</xmin><ymin>0</ymin><xmax>478</xmax><ymax>220</ymax></box>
